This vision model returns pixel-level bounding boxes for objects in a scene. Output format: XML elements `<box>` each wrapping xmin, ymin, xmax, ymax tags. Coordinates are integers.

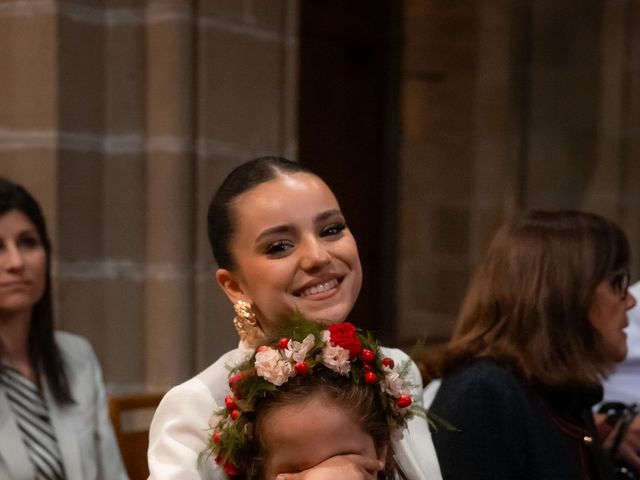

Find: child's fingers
<box><xmin>276</xmin><ymin>454</ymin><xmax>384</xmax><ymax>480</ymax></box>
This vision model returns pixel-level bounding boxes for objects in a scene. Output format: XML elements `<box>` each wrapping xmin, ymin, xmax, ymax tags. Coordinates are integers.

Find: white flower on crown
<box><xmin>321</xmin><ymin>344</ymin><xmax>351</xmax><ymax>375</ymax></box>
<box><xmin>381</xmin><ymin>365</ymin><xmax>403</xmax><ymax>398</ymax></box>
<box><xmin>284</xmin><ymin>334</ymin><xmax>316</xmax><ymax>363</ymax></box>
<box><xmin>321</xmin><ymin>330</ymin><xmax>331</xmax><ymax>344</ymax></box>
<box><xmin>255</xmin><ymin>347</ymin><xmax>294</xmax><ymax>386</ymax></box>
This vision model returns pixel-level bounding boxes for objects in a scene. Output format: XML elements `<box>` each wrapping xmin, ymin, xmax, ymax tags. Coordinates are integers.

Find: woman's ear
<box><xmin>215</xmin><ymin>268</ymin><xmax>246</xmax><ymax>305</ymax></box>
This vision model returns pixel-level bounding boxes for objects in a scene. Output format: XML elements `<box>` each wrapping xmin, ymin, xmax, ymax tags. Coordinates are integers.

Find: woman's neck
<box><xmin>0</xmin><ymin>310</ymin><xmax>34</xmax><ymax>380</ymax></box>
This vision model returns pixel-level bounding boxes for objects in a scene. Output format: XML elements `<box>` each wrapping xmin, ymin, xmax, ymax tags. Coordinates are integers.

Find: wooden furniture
<box><xmin>108</xmin><ymin>393</ymin><xmax>164</xmax><ymax>480</ymax></box>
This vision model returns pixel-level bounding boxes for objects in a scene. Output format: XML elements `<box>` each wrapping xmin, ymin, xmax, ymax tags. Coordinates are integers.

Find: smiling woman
<box><xmin>215</xmin><ymin>170</ymin><xmax>362</xmax><ymax>333</ymax></box>
<box><xmin>147</xmin><ymin>157</ymin><xmax>436</xmax><ymax>479</ymax></box>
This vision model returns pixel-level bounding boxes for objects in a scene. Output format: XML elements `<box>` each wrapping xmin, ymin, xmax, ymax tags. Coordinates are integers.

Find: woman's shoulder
<box><xmin>379</xmin><ymin>345</ymin><xmax>411</xmax><ymax>361</ymax></box>
<box><xmin>148</xmin><ymin>346</ymin><xmax>255</xmax><ymax>476</ymax></box>
<box><xmin>54</xmin><ymin>330</ymin><xmax>92</xmax><ymax>349</ymax></box>
<box><xmin>445</xmin><ymin>358</ymin><xmax>519</xmax><ymax>384</ymax></box>
<box><xmin>54</xmin><ymin>331</ymin><xmax>96</xmax><ymax>364</ymax></box>
<box><xmin>436</xmin><ymin>358</ymin><xmax>530</xmax><ymax>409</ymax></box>
<box><xmin>160</xmin><ymin>347</ymin><xmax>253</xmax><ymax>407</ymax></box>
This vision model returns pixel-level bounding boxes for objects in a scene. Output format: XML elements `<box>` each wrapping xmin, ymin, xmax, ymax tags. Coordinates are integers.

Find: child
<box><xmin>202</xmin><ymin>317</ymin><xmax>420</xmax><ymax>479</ymax></box>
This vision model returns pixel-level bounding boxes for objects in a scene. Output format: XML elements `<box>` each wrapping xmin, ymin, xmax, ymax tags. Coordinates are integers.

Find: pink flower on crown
<box><xmin>284</xmin><ymin>334</ymin><xmax>316</xmax><ymax>363</ymax></box>
<box><xmin>381</xmin><ymin>365</ymin><xmax>403</xmax><ymax>397</ymax></box>
<box><xmin>255</xmin><ymin>347</ymin><xmax>293</xmax><ymax>386</ymax></box>
<box><xmin>321</xmin><ymin>344</ymin><xmax>351</xmax><ymax>375</ymax></box>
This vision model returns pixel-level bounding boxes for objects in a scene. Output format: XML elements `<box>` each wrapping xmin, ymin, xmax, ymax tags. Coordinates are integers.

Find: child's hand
<box><xmin>275</xmin><ymin>454</ymin><xmax>384</xmax><ymax>480</ymax></box>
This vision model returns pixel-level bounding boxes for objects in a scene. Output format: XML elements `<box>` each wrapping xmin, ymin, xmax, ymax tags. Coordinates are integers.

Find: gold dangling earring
<box><xmin>233</xmin><ymin>300</ymin><xmax>261</xmax><ymax>345</ymax></box>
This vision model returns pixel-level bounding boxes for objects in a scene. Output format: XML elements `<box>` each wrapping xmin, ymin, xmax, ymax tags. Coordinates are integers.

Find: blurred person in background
<box><xmin>428</xmin><ymin>210</ymin><xmax>635</xmax><ymax>479</ymax></box>
<box><xmin>598</xmin><ymin>280</ymin><xmax>640</xmax><ymax>477</ymax></box>
<box><xmin>0</xmin><ymin>178</ymin><xmax>127</xmax><ymax>479</ymax></box>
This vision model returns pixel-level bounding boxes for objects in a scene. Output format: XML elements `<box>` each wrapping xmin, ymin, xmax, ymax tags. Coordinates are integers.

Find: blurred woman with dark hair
<box><xmin>429</xmin><ymin>210</ymin><xmax>636</xmax><ymax>479</ymax></box>
<box><xmin>0</xmin><ymin>178</ymin><xmax>127</xmax><ymax>479</ymax></box>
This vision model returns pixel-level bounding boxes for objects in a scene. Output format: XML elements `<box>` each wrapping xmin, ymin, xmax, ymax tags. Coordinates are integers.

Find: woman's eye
<box><xmin>18</xmin><ymin>236</ymin><xmax>41</xmax><ymax>249</ymax></box>
<box><xmin>321</xmin><ymin>222</ymin><xmax>346</xmax><ymax>237</ymax></box>
<box><xmin>265</xmin><ymin>241</ymin><xmax>294</xmax><ymax>256</ymax></box>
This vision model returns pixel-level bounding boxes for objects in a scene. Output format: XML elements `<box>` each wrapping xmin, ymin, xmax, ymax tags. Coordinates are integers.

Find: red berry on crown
<box><xmin>396</xmin><ymin>394</ymin><xmax>412</xmax><ymax>409</ymax></box>
<box><xmin>364</xmin><ymin>371</ymin><xmax>378</xmax><ymax>384</ymax></box>
<box><xmin>212</xmin><ymin>431</ymin><xmax>221</xmax><ymax>444</ymax></box>
<box><xmin>294</xmin><ymin>361</ymin><xmax>310</xmax><ymax>375</ymax></box>
<box><xmin>223</xmin><ymin>463</ymin><xmax>239</xmax><ymax>476</ymax></box>
<box><xmin>228</xmin><ymin>373</ymin><xmax>241</xmax><ymax>389</ymax></box>
<box><xmin>224</xmin><ymin>395</ymin><xmax>237</xmax><ymax>411</ymax></box>
<box><xmin>231</xmin><ymin>409</ymin><xmax>241</xmax><ymax>421</ymax></box>
<box><xmin>228</xmin><ymin>371</ymin><xmax>250</xmax><ymax>390</ymax></box>
<box><xmin>382</xmin><ymin>357</ymin><xmax>395</xmax><ymax>368</ymax></box>
<box><xmin>360</xmin><ymin>348</ymin><xmax>376</xmax><ymax>363</ymax></box>
<box><xmin>278</xmin><ymin>337</ymin><xmax>290</xmax><ymax>349</ymax></box>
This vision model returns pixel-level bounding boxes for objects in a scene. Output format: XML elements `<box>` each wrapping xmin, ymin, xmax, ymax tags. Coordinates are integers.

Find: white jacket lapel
<box><xmin>0</xmin><ymin>389</ymin><xmax>36</xmax><ymax>479</ymax></box>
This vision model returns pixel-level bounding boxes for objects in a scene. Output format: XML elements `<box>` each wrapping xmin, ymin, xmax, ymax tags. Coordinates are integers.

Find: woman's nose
<box><xmin>626</xmin><ymin>291</ymin><xmax>637</xmax><ymax>310</ymax></box>
<box><xmin>1</xmin><ymin>243</ymin><xmax>25</xmax><ymax>271</ymax></box>
<box><xmin>299</xmin><ymin>238</ymin><xmax>331</xmax><ymax>270</ymax></box>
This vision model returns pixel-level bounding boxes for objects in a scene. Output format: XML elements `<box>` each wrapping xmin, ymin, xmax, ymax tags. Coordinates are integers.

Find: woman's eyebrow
<box><xmin>314</xmin><ymin>209</ymin><xmax>342</xmax><ymax>223</ymax></box>
<box><xmin>255</xmin><ymin>224</ymin><xmax>293</xmax><ymax>243</ymax></box>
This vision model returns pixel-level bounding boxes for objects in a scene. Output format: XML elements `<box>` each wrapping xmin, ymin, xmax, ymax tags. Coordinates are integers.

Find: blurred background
<box><xmin>1</xmin><ymin>0</ymin><xmax>639</xmax><ymax>393</ymax></box>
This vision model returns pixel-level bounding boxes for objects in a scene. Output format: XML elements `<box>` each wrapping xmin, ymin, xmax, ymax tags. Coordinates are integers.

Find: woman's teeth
<box><xmin>300</xmin><ymin>278</ymin><xmax>339</xmax><ymax>297</ymax></box>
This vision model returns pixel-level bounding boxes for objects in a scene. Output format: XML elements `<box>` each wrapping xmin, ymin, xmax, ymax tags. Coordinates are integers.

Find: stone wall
<box><xmin>0</xmin><ymin>0</ymin><xmax>298</xmax><ymax>391</ymax></box>
<box><xmin>397</xmin><ymin>0</ymin><xmax>640</xmax><ymax>344</ymax></box>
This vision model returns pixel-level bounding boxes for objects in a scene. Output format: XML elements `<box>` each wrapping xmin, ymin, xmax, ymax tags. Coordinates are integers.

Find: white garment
<box><xmin>421</xmin><ymin>380</ymin><xmax>443</xmax><ymax>480</ymax></box>
<box><xmin>602</xmin><ymin>281</ymin><xmax>640</xmax><ymax>404</ymax></box>
<box><xmin>0</xmin><ymin>332</ymin><xmax>128</xmax><ymax>480</ymax></box>
<box><xmin>148</xmin><ymin>343</ymin><xmax>433</xmax><ymax>480</ymax></box>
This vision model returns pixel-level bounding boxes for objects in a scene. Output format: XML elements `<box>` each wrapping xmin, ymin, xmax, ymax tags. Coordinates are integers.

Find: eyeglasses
<box><xmin>609</xmin><ymin>270</ymin><xmax>630</xmax><ymax>299</ymax></box>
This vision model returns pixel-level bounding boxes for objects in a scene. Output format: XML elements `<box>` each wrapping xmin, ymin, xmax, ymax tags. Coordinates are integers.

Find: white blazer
<box><xmin>148</xmin><ymin>344</ymin><xmax>434</xmax><ymax>479</ymax></box>
<box><xmin>0</xmin><ymin>332</ymin><xmax>128</xmax><ymax>480</ymax></box>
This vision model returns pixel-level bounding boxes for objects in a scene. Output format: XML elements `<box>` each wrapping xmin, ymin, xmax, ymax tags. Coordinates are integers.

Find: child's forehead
<box><xmin>259</xmin><ymin>393</ymin><xmax>376</xmax><ymax>476</ymax></box>
<box><xmin>262</xmin><ymin>390</ymin><xmax>338</xmax><ymax>429</ymax></box>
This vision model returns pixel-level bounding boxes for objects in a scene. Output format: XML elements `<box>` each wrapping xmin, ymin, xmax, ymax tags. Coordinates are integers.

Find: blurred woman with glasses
<box><xmin>427</xmin><ymin>210</ymin><xmax>636</xmax><ymax>479</ymax></box>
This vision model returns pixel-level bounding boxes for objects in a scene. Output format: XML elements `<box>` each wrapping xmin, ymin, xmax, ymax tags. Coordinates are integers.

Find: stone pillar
<box><xmin>0</xmin><ymin>2</ymin><xmax>58</xmax><ymax>232</ymax></box>
<box><xmin>144</xmin><ymin>0</ymin><xmax>196</xmax><ymax>389</ymax></box>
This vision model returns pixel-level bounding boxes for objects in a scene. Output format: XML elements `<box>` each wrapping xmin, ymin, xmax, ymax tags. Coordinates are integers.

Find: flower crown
<box><xmin>202</xmin><ymin>315</ymin><xmax>419</xmax><ymax>477</ymax></box>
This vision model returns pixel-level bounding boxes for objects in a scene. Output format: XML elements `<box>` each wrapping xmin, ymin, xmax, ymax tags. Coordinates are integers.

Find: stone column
<box><xmin>144</xmin><ymin>1</ymin><xmax>196</xmax><ymax>389</ymax></box>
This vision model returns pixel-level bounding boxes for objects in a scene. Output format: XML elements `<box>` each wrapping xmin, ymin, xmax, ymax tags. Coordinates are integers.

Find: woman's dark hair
<box><xmin>0</xmin><ymin>178</ymin><xmax>73</xmax><ymax>404</ymax></box>
<box><xmin>207</xmin><ymin>156</ymin><xmax>314</xmax><ymax>269</ymax></box>
<box><xmin>436</xmin><ymin>210</ymin><xmax>630</xmax><ymax>387</ymax></box>
<box><xmin>249</xmin><ymin>369</ymin><xmax>396</xmax><ymax>479</ymax></box>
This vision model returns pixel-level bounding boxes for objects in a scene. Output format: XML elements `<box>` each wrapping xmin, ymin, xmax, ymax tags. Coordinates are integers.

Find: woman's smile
<box><xmin>295</xmin><ymin>276</ymin><xmax>341</xmax><ymax>298</ymax></box>
<box><xmin>216</xmin><ymin>172</ymin><xmax>362</xmax><ymax>334</ymax></box>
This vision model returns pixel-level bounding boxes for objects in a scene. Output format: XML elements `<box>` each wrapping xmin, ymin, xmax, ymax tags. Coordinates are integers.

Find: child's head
<box><xmin>255</xmin><ymin>370</ymin><xmax>390</xmax><ymax>478</ymax></box>
<box><xmin>203</xmin><ymin>318</ymin><xmax>416</xmax><ymax>478</ymax></box>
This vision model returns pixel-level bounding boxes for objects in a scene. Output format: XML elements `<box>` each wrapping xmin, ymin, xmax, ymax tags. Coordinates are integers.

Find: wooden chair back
<box><xmin>108</xmin><ymin>393</ymin><xmax>164</xmax><ymax>480</ymax></box>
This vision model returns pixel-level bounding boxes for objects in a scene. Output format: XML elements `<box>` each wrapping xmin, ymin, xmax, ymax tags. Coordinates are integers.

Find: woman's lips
<box><xmin>295</xmin><ymin>277</ymin><xmax>342</xmax><ymax>298</ymax></box>
<box><xmin>0</xmin><ymin>280</ymin><xmax>30</xmax><ymax>289</ymax></box>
